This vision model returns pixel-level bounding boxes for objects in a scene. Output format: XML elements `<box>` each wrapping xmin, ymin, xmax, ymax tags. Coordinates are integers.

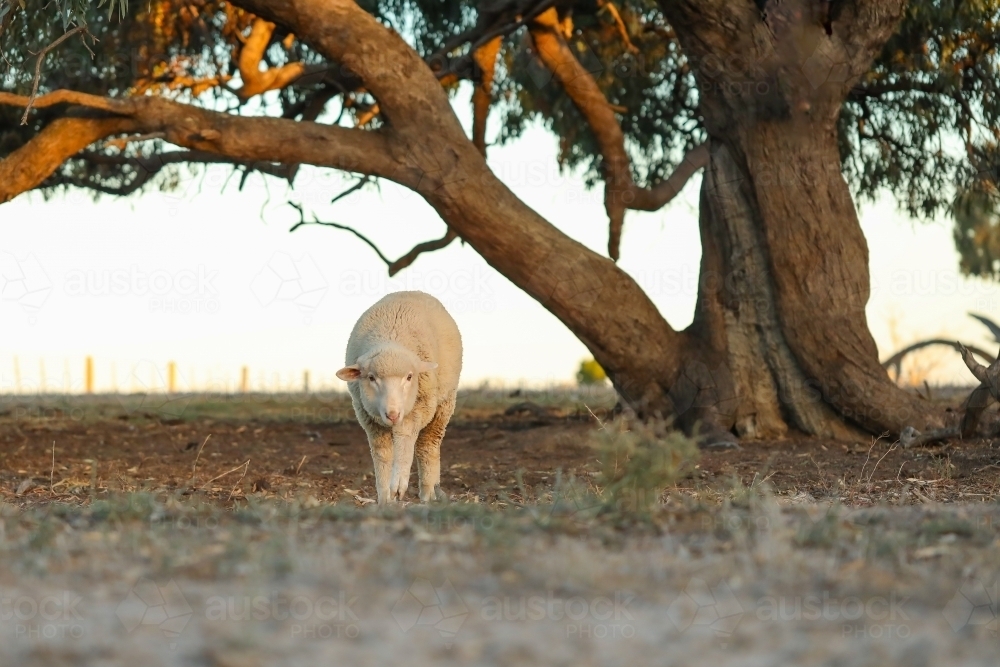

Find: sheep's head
<box><xmin>336</xmin><ymin>344</ymin><xmax>437</xmax><ymax>427</ymax></box>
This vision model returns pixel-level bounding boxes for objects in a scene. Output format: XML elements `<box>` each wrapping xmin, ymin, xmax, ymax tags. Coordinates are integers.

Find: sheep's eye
<box><xmin>406</xmin><ymin>373</ymin><xmax>413</xmax><ymax>381</ymax></box>
<box><xmin>368</xmin><ymin>374</ymin><xmax>375</xmax><ymax>382</ymax></box>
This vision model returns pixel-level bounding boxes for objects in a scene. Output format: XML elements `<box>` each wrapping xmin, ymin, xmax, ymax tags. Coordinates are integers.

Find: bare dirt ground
<box><xmin>1</xmin><ymin>387</ymin><xmax>997</xmax><ymax>506</ymax></box>
<box><xmin>0</xmin><ymin>388</ymin><xmax>999</xmax><ymax>665</ymax></box>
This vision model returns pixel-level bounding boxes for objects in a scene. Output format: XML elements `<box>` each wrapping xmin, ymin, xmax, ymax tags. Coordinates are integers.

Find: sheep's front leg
<box><xmin>366</xmin><ymin>425</ymin><xmax>394</xmax><ymax>505</ymax></box>
<box><xmin>415</xmin><ymin>393</ymin><xmax>456</xmax><ymax>502</ymax></box>
<box><xmin>390</xmin><ymin>427</ymin><xmax>418</xmax><ymax>501</ymax></box>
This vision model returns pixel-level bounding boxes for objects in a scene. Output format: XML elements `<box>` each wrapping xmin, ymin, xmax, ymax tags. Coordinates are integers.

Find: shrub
<box><xmin>576</xmin><ymin>358</ymin><xmax>608</xmax><ymax>385</ymax></box>
<box><xmin>592</xmin><ymin>417</ymin><xmax>699</xmax><ymax>512</ymax></box>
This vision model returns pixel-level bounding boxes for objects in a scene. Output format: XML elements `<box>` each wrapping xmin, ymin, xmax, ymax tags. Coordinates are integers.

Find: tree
<box><xmin>2</xmin><ymin>0</ymin><xmax>998</xmax><ymax>445</ymax></box>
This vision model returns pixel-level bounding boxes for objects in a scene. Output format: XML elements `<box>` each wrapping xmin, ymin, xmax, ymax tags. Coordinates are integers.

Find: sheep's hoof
<box><xmin>433</xmin><ymin>485</ymin><xmax>449</xmax><ymax>503</ymax></box>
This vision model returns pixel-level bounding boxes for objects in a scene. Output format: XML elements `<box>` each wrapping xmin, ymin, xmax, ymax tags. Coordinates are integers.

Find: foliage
<box><xmin>591</xmin><ymin>417</ymin><xmax>698</xmax><ymax>511</ymax></box>
<box><xmin>1</xmin><ymin>0</ymin><xmax>999</xmax><ymax>274</ymax></box>
<box><xmin>575</xmin><ymin>357</ymin><xmax>607</xmax><ymax>385</ymax></box>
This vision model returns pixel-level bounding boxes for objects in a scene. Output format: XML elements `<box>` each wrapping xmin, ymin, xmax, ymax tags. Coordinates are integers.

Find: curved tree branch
<box><xmin>0</xmin><ymin>115</ymin><xmax>136</xmax><ymax>203</ymax></box>
<box><xmin>0</xmin><ymin>91</ymin><xmax>407</xmax><ymax>203</ymax></box>
<box><xmin>387</xmin><ymin>229</ymin><xmax>459</xmax><ymax>276</ymax></box>
<box><xmin>41</xmin><ymin>148</ymin><xmax>297</xmax><ymax>196</ymax></box>
<box><xmin>229</xmin><ymin>0</ymin><xmax>685</xmax><ymax>413</ymax></box>
<box><xmin>235</xmin><ymin>18</ymin><xmax>308</xmax><ymax>101</ymax></box>
<box><xmin>3</xmin><ymin>0</ymin><xmax>687</xmax><ymax>421</ymax></box>
<box><xmin>472</xmin><ymin>35</ymin><xmax>502</xmax><ymax>156</ymax></box>
<box><xmin>881</xmin><ymin>338</ymin><xmax>997</xmax><ymax>378</ymax></box>
<box><xmin>528</xmin><ymin>8</ymin><xmax>707</xmax><ymax>260</ymax></box>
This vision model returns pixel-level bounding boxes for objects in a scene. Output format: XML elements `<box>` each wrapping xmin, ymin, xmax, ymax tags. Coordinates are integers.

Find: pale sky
<box><xmin>0</xmin><ymin>84</ymin><xmax>994</xmax><ymax>393</ymax></box>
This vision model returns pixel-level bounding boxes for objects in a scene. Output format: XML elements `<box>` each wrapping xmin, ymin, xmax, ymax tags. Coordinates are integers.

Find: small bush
<box><xmin>592</xmin><ymin>418</ymin><xmax>699</xmax><ymax>512</ymax></box>
<box><xmin>576</xmin><ymin>358</ymin><xmax>608</xmax><ymax>385</ymax></box>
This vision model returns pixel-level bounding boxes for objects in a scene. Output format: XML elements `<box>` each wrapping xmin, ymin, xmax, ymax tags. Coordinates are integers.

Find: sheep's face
<box><xmin>336</xmin><ymin>345</ymin><xmax>438</xmax><ymax>428</ymax></box>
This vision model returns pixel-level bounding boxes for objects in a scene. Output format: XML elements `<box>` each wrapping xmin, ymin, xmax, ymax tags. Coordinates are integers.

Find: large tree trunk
<box><xmin>665</xmin><ymin>0</ymin><xmax>939</xmax><ymax>439</ymax></box>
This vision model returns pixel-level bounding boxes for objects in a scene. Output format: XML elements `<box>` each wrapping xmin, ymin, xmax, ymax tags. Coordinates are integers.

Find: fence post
<box><xmin>85</xmin><ymin>356</ymin><xmax>94</xmax><ymax>394</ymax></box>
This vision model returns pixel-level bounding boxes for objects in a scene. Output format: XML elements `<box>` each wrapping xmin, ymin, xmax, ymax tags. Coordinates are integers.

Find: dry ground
<box><xmin>0</xmin><ymin>388</ymin><xmax>998</xmax><ymax>665</ymax></box>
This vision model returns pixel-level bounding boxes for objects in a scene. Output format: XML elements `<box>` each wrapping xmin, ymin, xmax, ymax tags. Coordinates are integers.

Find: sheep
<box><xmin>336</xmin><ymin>291</ymin><xmax>463</xmax><ymax>504</ymax></box>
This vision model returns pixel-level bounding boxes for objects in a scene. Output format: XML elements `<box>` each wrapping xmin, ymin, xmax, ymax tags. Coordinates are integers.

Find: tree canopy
<box><xmin>2</xmin><ymin>0</ymin><xmax>998</xmax><ymax>269</ymax></box>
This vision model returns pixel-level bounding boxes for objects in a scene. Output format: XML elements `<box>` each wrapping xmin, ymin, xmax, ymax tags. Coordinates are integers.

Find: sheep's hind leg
<box><xmin>415</xmin><ymin>394</ymin><xmax>456</xmax><ymax>502</ymax></box>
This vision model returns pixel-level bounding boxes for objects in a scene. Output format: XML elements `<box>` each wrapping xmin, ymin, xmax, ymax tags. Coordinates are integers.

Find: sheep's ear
<box><xmin>418</xmin><ymin>360</ymin><xmax>438</xmax><ymax>373</ymax></box>
<box><xmin>336</xmin><ymin>365</ymin><xmax>361</xmax><ymax>381</ymax></box>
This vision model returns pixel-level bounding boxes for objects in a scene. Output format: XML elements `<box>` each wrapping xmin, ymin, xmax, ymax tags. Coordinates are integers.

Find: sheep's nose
<box><xmin>387</xmin><ymin>410</ymin><xmax>400</xmax><ymax>424</ymax></box>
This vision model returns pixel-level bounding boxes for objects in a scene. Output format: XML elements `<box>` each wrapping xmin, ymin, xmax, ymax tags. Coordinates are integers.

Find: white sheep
<box><xmin>336</xmin><ymin>291</ymin><xmax>462</xmax><ymax>504</ymax></box>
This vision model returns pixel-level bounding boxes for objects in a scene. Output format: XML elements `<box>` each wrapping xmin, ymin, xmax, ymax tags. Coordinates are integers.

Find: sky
<box><xmin>0</xmin><ymin>84</ymin><xmax>996</xmax><ymax>394</ymax></box>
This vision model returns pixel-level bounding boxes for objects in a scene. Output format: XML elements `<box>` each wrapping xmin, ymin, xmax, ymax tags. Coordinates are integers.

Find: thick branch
<box><xmin>0</xmin><ymin>91</ymin><xmax>407</xmax><ymax>203</ymax></box>
<box><xmin>597</xmin><ymin>0</ymin><xmax>638</xmax><ymax>54</ymax></box>
<box><xmin>628</xmin><ymin>144</ymin><xmax>710</xmax><ymax>211</ymax></box>
<box><xmin>530</xmin><ymin>8</ymin><xmax>633</xmax><ymax>260</ymax></box>
<box><xmin>529</xmin><ymin>8</ymin><xmax>707</xmax><ymax>260</ymax></box>
<box><xmin>235</xmin><ymin>18</ymin><xmax>308</xmax><ymax>101</ymax></box>
<box><xmin>472</xmin><ymin>36</ymin><xmax>502</xmax><ymax>156</ymax></box>
<box><xmin>0</xmin><ymin>115</ymin><xmax>136</xmax><ymax>203</ymax></box>
<box><xmin>4</xmin><ymin>0</ymin><xmax>686</xmax><ymax>420</ymax></box>
<box><xmin>44</xmin><ymin>148</ymin><xmax>297</xmax><ymax>196</ymax></box>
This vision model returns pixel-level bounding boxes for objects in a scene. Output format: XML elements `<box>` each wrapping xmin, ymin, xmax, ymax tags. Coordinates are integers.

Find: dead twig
<box><xmin>584</xmin><ymin>404</ymin><xmax>607</xmax><ymax>431</ymax></box>
<box><xmin>288</xmin><ymin>202</ymin><xmax>459</xmax><ymax>276</ymax></box>
<box><xmin>204</xmin><ymin>459</ymin><xmax>251</xmax><ymax>489</ymax></box>
<box><xmin>227</xmin><ymin>460</ymin><xmax>251</xmax><ymax>501</ymax></box>
<box><xmin>21</xmin><ymin>24</ymin><xmax>92</xmax><ymax>125</ymax></box>
<box><xmin>191</xmin><ymin>434</ymin><xmax>212</xmax><ymax>476</ymax></box>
